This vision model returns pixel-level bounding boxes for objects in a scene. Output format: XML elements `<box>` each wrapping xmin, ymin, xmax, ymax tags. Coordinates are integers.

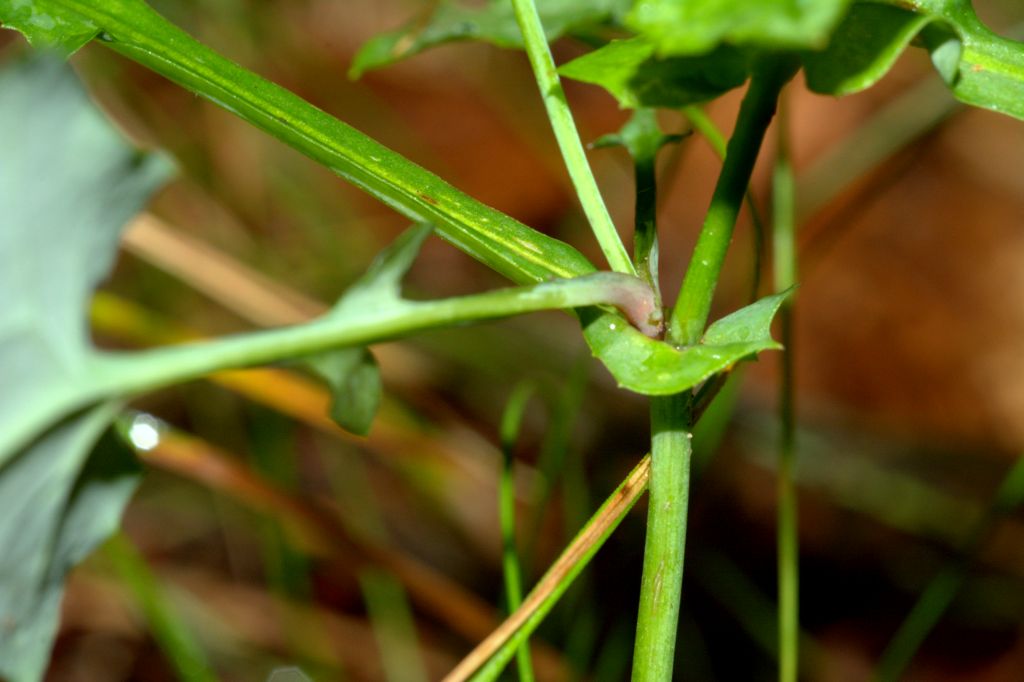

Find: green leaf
<box><xmin>806</xmin><ymin>0</ymin><xmax>1024</xmax><ymax>121</ymax></box>
<box><xmin>332</xmin><ymin>224</ymin><xmax>432</xmax><ymax>314</ymax></box>
<box><xmin>0</xmin><ymin>0</ymin><xmax>97</xmax><ymax>55</ymax></box>
<box><xmin>581</xmin><ymin>290</ymin><xmax>789</xmax><ymax>395</ymax></box>
<box><xmin>0</xmin><ymin>52</ymin><xmax>164</xmax><ymax>682</ymax></box>
<box><xmin>0</xmin><ymin>52</ymin><xmax>173</xmax><ymax>465</ymax></box>
<box><xmin>702</xmin><ymin>288</ymin><xmax>790</xmax><ymax>346</ymax></box>
<box><xmin>301</xmin><ymin>348</ymin><xmax>382</xmax><ymax>436</ymax></box>
<box><xmin>349</xmin><ymin>0</ymin><xmax>630</xmax><ymax>78</ymax></box>
<box><xmin>0</xmin><ymin>407</ymin><xmax>140</xmax><ymax>682</ymax></box>
<box><xmin>803</xmin><ymin>4</ymin><xmax>932</xmax><ymax>96</ymax></box>
<box><xmin>559</xmin><ymin>36</ymin><xmax>750</xmax><ymax>109</ymax></box>
<box><xmin>305</xmin><ymin>225</ymin><xmax>427</xmax><ymax>435</ymax></box>
<box><xmin>628</xmin><ymin>0</ymin><xmax>852</xmax><ymax>56</ymax></box>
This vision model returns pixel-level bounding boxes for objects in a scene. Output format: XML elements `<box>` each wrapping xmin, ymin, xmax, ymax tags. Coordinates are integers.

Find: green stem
<box><xmin>670</xmin><ymin>60</ymin><xmax>797</xmax><ymax>344</ymax></box>
<box><xmin>65</xmin><ymin>0</ymin><xmax>595</xmax><ymax>285</ymax></box>
<box><xmin>683</xmin><ymin>105</ymin><xmax>768</xmax><ymax>304</ymax></box>
<box><xmin>632</xmin><ymin>393</ymin><xmax>692</xmax><ymax>682</ymax></box>
<box><xmin>88</xmin><ymin>272</ymin><xmax>656</xmax><ymax>401</ymax></box>
<box><xmin>772</xmin><ymin>94</ymin><xmax>799</xmax><ymax>682</ymax></box>
<box><xmin>499</xmin><ymin>384</ymin><xmax>538</xmax><ymax>682</ymax></box>
<box><xmin>509</xmin><ymin>0</ymin><xmax>635</xmax><ymax>275</ymax></box>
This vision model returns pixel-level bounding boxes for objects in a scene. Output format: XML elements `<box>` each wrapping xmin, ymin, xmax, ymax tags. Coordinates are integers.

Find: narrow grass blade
<box><xmin>499</xmin><ymin>383</ymin><xmax>538</xmax><ymax>682</ymax></box>
<box><xmin>103</xmin><ymin>532</ymin><xmax>218</xmax><ymax>682</ymax></box>
<box><xmin>360</xmin><ymin>569</ymin><xmax>429</xmax><ymax>682</ymax></box>
<box><xmin>875</xmin><ymin>455</ymin><xmax>1024</xmax><ymax>681</ymax></box>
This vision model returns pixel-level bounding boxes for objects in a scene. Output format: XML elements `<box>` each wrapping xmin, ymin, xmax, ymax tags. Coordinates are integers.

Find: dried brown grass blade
<box><xmin>445</xmin><ymin>455</ymin><xmax>651</xmax><ymax>681</ymax></box>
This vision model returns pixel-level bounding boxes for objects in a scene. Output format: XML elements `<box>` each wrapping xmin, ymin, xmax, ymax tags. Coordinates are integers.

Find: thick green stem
<box><xmin>632</xmin><ymin>394</ymin><xmax>692</xmax><ymax>681</ymax></box>
<box><xmin>683</xmin><ymin>105</ymin><xmax>768</xmax><ymax>304</ymax></box>
<box><xmin>772</xmin><ymin>95</ymin><xmax>799</xmax><ymax>682</ymax></box>
<box><xmin>670</xmin><ymin>60</ymin><xmax>797</xmax><ymax>345</ymax></box>
<box><xmin>509</xmin><ymin>0</ymin><xmax>635</xmax><ymax>275</ymax></box>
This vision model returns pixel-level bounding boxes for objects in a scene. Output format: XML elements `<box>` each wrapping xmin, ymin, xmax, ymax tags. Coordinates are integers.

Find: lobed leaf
<box><xmin>0</xmin><ymin>52</ymin><xmax>169</xmax><ymax>682</ymax></box>
<box><xmin>0</xmin><ymin>51</ymin><xmax>173</xmax><ymax>466</ymax></box>
<box><xmin>806</xmin><ymin>0</ymin><xmax>1024</xmax><ymax>121</ymax></box>
<box><xmin>558</xmin><ymin>36</ymin><xmax>750</xmax><ymax>109</ymax></box>
<box><xmin>628</xmin><ymin>0</ymin><xmax>852</xmax><ymax>56</ymax></box>
<box><xmin>303</xmin><ymin>226</ymin><xmax>431</xmax><ymax>436</ymax></box>
<box><xmin>349</xmin><ymin>0</ymin><xmax>630</xmax><ymax>78</ymax></box>
<box><xmin>582</xmin><ymin>291</ymin><xmax>789</xmax><ymax>395</ymax></box>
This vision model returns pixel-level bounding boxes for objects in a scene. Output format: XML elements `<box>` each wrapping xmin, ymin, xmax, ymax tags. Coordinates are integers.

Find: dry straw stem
<box><xmin>444</xmin><ymin>455</ymin><xmax>652</xmax><ymax>681</ymax></box>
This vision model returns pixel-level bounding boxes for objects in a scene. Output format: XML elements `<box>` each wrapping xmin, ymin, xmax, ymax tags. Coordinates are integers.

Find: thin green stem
<box><xmin>78</xmin><ymin>271</ymin><xmax>654</xmax><ymax>409</ymax></box>
<box><xmin>772</xmin><ymin>93</ymin><xmax>799</xmax><ymax>682</ymax></box>
<box><xmin>632</xmin><ymin>393</ymin><xmax>692</xmax><ymax>682</ymax></box>
<box><xmin>7</xmin><ymin>270</ymin><xmax>656</xmax><ymax>467</ymax></box>
<box><xmin>670</xmin><ymin>60</ymin><xmax>797</xmax><ymax>345</ymax></box>
<box><xmin>104</xmin><ymin>533</ymin><xmax>217</xmax><ymax>682</ymax></box>
<box><xmin>500</xmin><ymin>384</ymin><xmax>538</xmax><ymax>682</ymax></box>
<box><xmin>682</xmin><ymin>106</ymin><xmax>727</xmax><ymax>158</ymax></box>
<box><xmin>509</xmin><ymin>0</ymin><xmax>635</xmax><ymax>275</ymax></box>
